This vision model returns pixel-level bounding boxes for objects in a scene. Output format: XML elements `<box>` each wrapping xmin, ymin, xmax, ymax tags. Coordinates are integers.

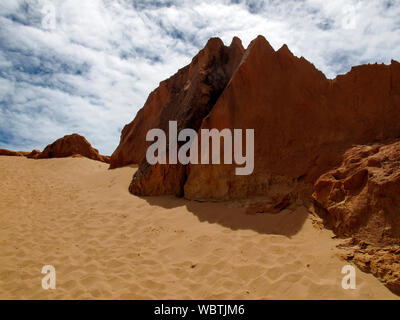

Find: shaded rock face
<box><xmin>39</xmin><ymin>134</ymin><xmax>110</xmax><ymax>163</ymax></box>
<box><xmin>111</xmin><ymin>37</ymin><xmax>244</xmax><ymax>172</ymax></box>
<box><xmin>313</xmin><ymin>140</ymin><xmax>400</xmax><ymax>246</ymax></box>
<box><xmin>110</xmin><ymin>37</ymin><xmax>245</xmax><ymax>195</ymax></box>
<box><xmin>129</xmin><ymin>161</ymin><xmax>187</xmax><ymax>196</ymax></box>
<box><xmin>184</xmin><ymin>36</ymin><xmax>400</xmax><ymax>200</ymax></box>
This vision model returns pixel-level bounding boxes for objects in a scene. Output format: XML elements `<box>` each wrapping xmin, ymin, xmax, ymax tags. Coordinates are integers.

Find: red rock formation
<box><xmin>0</xmin><ymin>136</ymin><xmax>109</xmax><ymax>163</ymax></box>
<box><xmin>111</xmin><ymin>37</ymin><xmax>244</xmax><ymax>172</ymax></box>
<box><xmin>313</xmin><ymin>140</ymin><xmax>400</xmax><ymax>246</ymax></box>
<box><xmin>114</xmin><ymin>34</ymin><xmax>400</xmax><ymax>201</ymax></box>
<box><xmin>0</xmin><ymin>149</ymin><xmax>28</xmax><ymax>157</ymax></box>
<box><xmin>38</xmin><ymin>134</ymin><xmax>110</xmax><ymax>163</ymax></box>
<box><xmin>183</xmin><ymin>36</ymin><xmax>400</xmax><ymax>200</ymax></box>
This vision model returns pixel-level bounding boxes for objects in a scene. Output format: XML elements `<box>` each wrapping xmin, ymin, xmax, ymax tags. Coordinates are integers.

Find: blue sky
<box><xmin>0</xmin><ymin>0</ymin><xmax>399</xmax><ymax>155</ymax></box>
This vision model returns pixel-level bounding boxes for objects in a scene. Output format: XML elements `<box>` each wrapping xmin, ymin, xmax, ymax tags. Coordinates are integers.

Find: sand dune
<box><xmin>0</xmin><ymin>156</ymin><xmax>397</xmax><ymax>299</ymax></box>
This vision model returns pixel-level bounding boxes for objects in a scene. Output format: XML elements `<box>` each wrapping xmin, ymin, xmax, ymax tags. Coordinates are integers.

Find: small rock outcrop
<box><xmin>38</xmin><ymin>134</ymin><xmax>110</xmax><ymax>163</ymax></box>
<box><xmin>1</xmin><ymin>136</ymin><xmax>109</xmax><ymax>163</ymax></box>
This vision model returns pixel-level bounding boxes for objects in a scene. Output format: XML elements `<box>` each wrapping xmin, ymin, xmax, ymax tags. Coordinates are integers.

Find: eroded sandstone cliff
<box><xmin>184</xmin><ymin>36</ymin><xmax>400</xmax><ymax>201</ymax></box>
<box><xmin>113</xmin><ymin>35</ymin><xmax>400</xmax><ymax>204</ymax></box>
<box><xmin>313</xmin><ymin>140</ymin><xmax>400</xmax><ymax>246</ymax></box>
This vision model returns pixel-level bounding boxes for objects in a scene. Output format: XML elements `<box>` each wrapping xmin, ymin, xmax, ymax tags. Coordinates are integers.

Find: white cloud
<box><xmin>0</xmin><ymin>0</ymin><xmax>399</xmax><ymax>154</ymax></box>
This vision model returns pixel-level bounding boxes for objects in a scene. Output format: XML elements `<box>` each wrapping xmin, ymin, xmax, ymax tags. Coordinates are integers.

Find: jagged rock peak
<box><xmin>230</xmin><ymin>36</ymin><xmax>243</xmax><ymax>49</ymax></box>
<box><xmin>109</xmin><ymin>35</ymin><xmax>245</xmax><ymax>170</ymax></box>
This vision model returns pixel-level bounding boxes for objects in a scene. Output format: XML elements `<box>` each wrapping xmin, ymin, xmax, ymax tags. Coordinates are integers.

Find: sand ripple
<box><xmin>0</xmin><ymin>156</ymin><xmax>397</xmax><ymax>299</ymax></box>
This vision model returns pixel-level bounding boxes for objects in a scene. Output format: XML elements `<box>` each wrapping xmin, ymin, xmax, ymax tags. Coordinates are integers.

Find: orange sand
<box><xmin>0</xmin><ymin>156</ymin><xmax>397</xmax><ymax>299</ymax></box>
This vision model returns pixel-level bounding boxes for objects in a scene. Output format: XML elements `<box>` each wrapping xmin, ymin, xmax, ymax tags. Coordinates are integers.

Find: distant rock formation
<box><xmin>313</xmin><ymin>140</ymin><xmax>400</xmax><ymax>246</ymax></box>
<box><xmin>115</xmin><ymin>34</ymin><xmax>400</xmax><ymax>201</ymax></box>
<box><xmin>1</xmin><ymin>135</ymin><xmax>109</xmax><ymax>163</ymax></box>
<box><xmin>0</xmin><ymin>149</ymin><xmax>29</xmax><ymax>157</ymax></box>
<box><xmin>39</xmin><ymin>134</ymin><xmax>110</xmax><ymax>163</ymax></box>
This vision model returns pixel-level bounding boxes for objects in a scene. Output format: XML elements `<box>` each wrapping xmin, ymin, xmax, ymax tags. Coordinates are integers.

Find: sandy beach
<box><xmin>0</xmin><ymin>156</ymin><xmax>397</xmax><ymax>299</ymax></box>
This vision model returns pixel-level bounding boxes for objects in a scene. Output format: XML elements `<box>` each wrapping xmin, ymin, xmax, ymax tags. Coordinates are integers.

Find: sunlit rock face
<box><xmin>184</xmin><ymin>36</ymin><xmax>400</xmax><ymax>201</ymax></box>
